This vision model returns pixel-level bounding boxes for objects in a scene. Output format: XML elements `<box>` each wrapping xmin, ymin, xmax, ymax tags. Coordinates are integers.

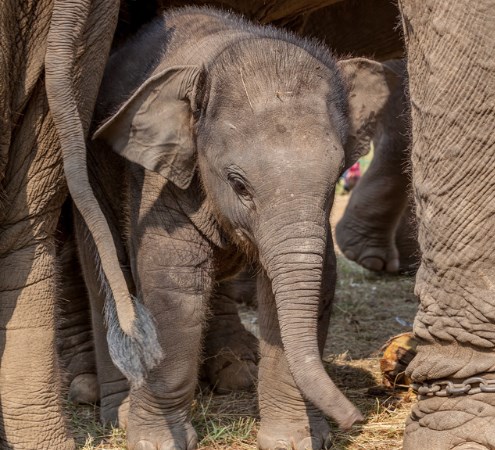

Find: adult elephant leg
<box><xmin>56</xmin><ymin>209</ymin><xmax>98</xmax><ymax>405</ymax></box>
<box><xmin>203</xmin><ymin>277</ymin><xmax>258</xmax><ymax>393</ymax></box>
<box><xmin>394</xmin><ymin>202</ymin><xmax>419</xmax><ymax>274</ymax></box>
<box><xmin>57</xmin><ymin>232</ymin><xmax>99</xmax><ymax>403</ymax></box>
<box><xmin>0</xmin><ymin>81</ymin><xmax>73</xmax><ymax>448</ymax></box>
<box><xmin>0</xmin><ymin>0</ymin><xmax>117</xmax><ymax>447</ymax></box>
<box><xmin>336</xmin><ymin>60</ymin><xmax>410</xmax><ymax>273</ymax></box>
<box><xmin>257</xmin><ymin>240</ymin><xmax>335</xmax><ymax>450</ymax></box>
<box><xmin>399</xmin><ymin>1</ymin><xmax>495</xmax><ymax>449</ymax></box>
<box><xmin>74</xmin><ymin>210</ymin><xmax>130</xmax><ymax>427</ymax></box>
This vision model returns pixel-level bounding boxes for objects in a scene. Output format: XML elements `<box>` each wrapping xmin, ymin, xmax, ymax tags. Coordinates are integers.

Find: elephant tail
<box><xmin>97</xmin><ymin>262</ymin><xmax>162</xmax><ymax>387</ymax></box>
<box><xmin>45</xmin><ymin>0</ymin><xmax>163</xmax><ymax>386</ymax></box>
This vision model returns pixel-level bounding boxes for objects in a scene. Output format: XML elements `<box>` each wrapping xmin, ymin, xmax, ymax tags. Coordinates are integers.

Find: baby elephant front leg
<box><xmin>203</xmin><ymin>276</ymin><xmax>259</xmax><ymax>393</ymax></box>
<box><xmin>126</xmin><ymin>229</ymin><xmax>214</xmax><ymax>450</ymax></box>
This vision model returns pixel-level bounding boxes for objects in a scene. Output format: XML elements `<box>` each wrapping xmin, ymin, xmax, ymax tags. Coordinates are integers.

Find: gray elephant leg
<box><xmin>202</xmin><ymin>277</ymin><xmax>258</xmax><ymax>393</ymax></box>
<box><xmin>74</xmin><ymin>212</ymin><xmax>130</xmax><ymax>427</ymax></box>
<box><xmin>56</xmin><ymin>204</ymin><xmax>98</xmax><ymax>406</ymax></box>
<box><xmin>394</xmin><ymin>202</ymin><xmax>419</xmax><ymax>274</ymax></box>
<box><xmin>399</xmin><ymin>0</ymin><xmax>495</xmax><ymax>449</ymax></box>
<box><xmin>336</xmin><ymin>60</ymin><xmax>411</xmax><ymax>273</ymax></box>
<box><xmin>0</xmin><ymin>90</ymin><xmax>73</xmax><ymax>448</ymax></box>
<box><xmin>256</xmin><ymin>244</ymin><xmax>336</xmax><ymax>450</ymax></box>
<box><xmin>124</xmin><ymin>185</ymin><xmax>215</xmax><ymax>450</ymax></box>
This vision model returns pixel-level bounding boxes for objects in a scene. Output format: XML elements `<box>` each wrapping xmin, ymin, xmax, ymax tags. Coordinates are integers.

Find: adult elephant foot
<box><xmin>203</xmin><ymin>279</ymin><xmax>259</xmax><ymax>393</ymax></box>
<box><xmin>68</xmin><ymin>373</ymin><xmax>99</xmax><ymax>404</ymax></box>
<box><xmin>336</xmin><ymin>211</ymin><xmax>400</xmax><ymax>273</ymax></box>
<box><xmin>127</xmin><ymin>409</ymin><xmax>197</xmax><ymax>450</ymax></box>
<box><xmin>258</xmin><ymin>411</ymin><xmax>332</xmax><ymax>450</ymax></box>
<box><xmin>404</xmin><ymin>334</ymin><xmax>495</xmax><ymax>449</ymax></box>
<box><xmin>403</xmin><ymin>395</ymin><xmax>495</xmax><ymax>450</ymax></box>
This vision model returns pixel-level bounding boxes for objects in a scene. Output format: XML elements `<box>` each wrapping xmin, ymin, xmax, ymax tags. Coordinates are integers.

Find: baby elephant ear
<box><xmin>337</xmin><ymin>58</ymin><xmax>405</xmax><ymax>171</ymax></box>
<box><xmin>93</xmin><ymin>65</ymin><xmax>204</xmax><ymax>189</ymax></box>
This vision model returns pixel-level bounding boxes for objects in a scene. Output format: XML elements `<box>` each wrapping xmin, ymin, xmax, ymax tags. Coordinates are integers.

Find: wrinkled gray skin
<box><xmin>399</xmin><ymin>0</ymin><xmax>495</xmax><ymax>448</ymax></box>
<box><xmin>56</xmin><ymin>201</ymin><xmax>99</xmax><ymax>405</ymax></box>
<box><xmin>2</xmin><ymin>1</ymin><xmax>491</xmax><ymax>449</ymax></box>
<box><xmin>0</xmin><ymin>2</ymin><xmax>124</xmax><ymax>448</ymax></box>
<box><xmin>73</xmin><ymin>7</ymin><xmax>402</xmax><ymax>450</ymax></box>
<box><xmin>336</xmin><ymin>59</ymin><xmax>420</xmax><ymax>274</ymax></box>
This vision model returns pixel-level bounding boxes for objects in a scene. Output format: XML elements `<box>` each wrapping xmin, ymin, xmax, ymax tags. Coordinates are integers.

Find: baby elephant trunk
<box><xmin>258</xmin><ymin>213</ymin><xmax>363</xmax><ymax>429</ymax></box>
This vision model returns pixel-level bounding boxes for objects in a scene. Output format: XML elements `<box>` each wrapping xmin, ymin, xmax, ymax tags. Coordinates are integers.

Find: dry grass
<box><xmin>70</xmin><ymin>194</ymin><xmax>419</xmax><ymax>449</ymax></box>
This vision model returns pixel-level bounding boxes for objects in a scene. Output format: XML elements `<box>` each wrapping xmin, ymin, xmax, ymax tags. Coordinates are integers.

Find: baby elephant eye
<box><xmin>229</xmin><ymin>176</ymin><xmax>250</xmax><ymax>198</ymax></box>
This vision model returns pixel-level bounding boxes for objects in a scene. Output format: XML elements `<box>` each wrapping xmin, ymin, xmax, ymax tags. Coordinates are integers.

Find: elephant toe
<box><xmin>452</xmin><ymin>444</ymin><xmax>490</xmax><ymax>450</ymax></box>
<box><xmin>258</xmin><ymin>417</ymin><xmax>331</xmax><ymax>450</ymax></box>
<box><xmin>359</xmin><ymin>256</ymin><xmax>386</xmax><ymax>272</ymax></box>
<box><xmin>128</xmin><ymin>418</ymin><xmax>197</xmax><ymax>450</ymax></box>
<box><xmin>343</xmin><ymin>249</ymin><xmax>356</xmax><ymax>261</ymax></box>
<box><xmin>68</xmin><ymin>373</ymin><xmax>99</xmax><ymax>404</ymax></box>
<box><xmin>134</xmin><ymin>441</ymin><xmax>156</xmax><ymax>450</ymax></box>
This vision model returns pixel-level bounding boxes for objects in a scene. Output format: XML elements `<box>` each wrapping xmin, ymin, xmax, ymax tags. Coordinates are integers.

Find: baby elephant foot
<box><xmin>68</xmin><ymin>373</ymin><xmax>99</xmax><ymax>404</ymax></box>
<box><xmin>100</xmin><ymin>392</ymin><xmax>130</xmax><ymax>428</ymax></box>
<box><xmin>127</xmin><ymin>419</ymin><xmax>197</xmax><ymax>450</ymax></box>
<box><xmin>258</xmin><ymin>415</ymin><xmax>332</xmax><ymax>450</ymax></box>
<box><xmin>204</xmin><ymin>323</ymin><xmax>258</xmax><ymax>393</ymax></box>
<box><xmin>100</xmin><ymin>395</ymin><xmax>129</xmax><ymax>429</ymax></box>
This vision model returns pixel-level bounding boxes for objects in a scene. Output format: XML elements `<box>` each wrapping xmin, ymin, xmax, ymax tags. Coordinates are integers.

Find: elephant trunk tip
<box><xmin>338</xmin><ymin>407</ymin><xmax>364</xmax><ymax>430</ymax></box>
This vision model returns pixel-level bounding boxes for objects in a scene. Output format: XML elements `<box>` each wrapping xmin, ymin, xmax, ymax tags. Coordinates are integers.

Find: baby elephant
<box><xmin>76</xmin><ymin>6</ymin><xmax>400</xmax><ymax>450</ymax></box>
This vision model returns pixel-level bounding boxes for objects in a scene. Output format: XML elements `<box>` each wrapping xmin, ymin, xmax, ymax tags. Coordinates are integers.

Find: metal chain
<box><xmin>412</xmin><ymin>376</ymin><xmax>495</xmax><ymax>397</ymax></box>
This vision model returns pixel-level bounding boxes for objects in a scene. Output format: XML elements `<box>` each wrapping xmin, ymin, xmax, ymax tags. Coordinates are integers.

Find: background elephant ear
<box><xmin>93</xmin><ymin>65</ymin><xmax>203</xmax><ymax>189</ymax></box>
<box><xmin>338</xmin><ymin>58</ymin><xmax>404</xmax><ymax>171</ymax></box>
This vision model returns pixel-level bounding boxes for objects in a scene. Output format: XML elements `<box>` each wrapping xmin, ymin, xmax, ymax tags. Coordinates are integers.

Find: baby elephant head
<box><xmin>94</xmin><ymin>38</ymin><xmax>402</xmax><ymax>428</ymax></box>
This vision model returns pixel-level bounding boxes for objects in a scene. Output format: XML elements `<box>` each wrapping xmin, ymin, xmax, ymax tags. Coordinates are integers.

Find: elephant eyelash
<box><xmin>227</xmin><ymin>172</ymin><xmax>253</xmax><ymax>200</ymax></box>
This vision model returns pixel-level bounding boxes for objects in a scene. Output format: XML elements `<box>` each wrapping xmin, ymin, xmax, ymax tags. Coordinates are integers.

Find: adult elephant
<box><xmin>307</xmin><ymin>3</ymin><xmax>495</xmax><ymax>446</ymax></box>
<box><xmin>0</xmin><ymin>2</ymin><xmax>127</xmax><ymax>448</ymax></box>
<box><xmin>397</xmin><ymin>1</ymin><xmax>495</xmax><ymax>449</ymax></box>
<box><xmin>335</xmin><ymin>59</ymin><xmax>420</xmax><ymax>274</ymax></box>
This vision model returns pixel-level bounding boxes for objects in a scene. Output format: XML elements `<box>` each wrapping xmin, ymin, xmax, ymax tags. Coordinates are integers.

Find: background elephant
<box><xmin>335</xmin><ymin>59</ymin><xmax>420</xmax><ymax>274</ymax></box>
<box><xmin>69</xmin><ymin>7</ymin><xmax>410</xmax><ymax>449</ymax></box>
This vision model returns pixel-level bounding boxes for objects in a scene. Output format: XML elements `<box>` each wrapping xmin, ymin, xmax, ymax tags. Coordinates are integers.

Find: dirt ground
<box><xmin>70</xmin><ymin>194</ymin><xmax>419</xmax><ymax>449</ymax></box>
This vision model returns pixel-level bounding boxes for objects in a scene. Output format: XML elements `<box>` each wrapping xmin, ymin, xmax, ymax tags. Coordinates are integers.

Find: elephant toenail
<box><xmin>360</xmin><ymin>256</ymin><xmax>385</xmax><ymax>272</ymax></box>
<box><xmin>344</xmin><ymin>250</ymin><xmax>356</xmax><ymax>261</ymax></box>
<box><xmin>452</xmin><ymin>444</ymin><xmax>489</xmax><ymax>450</ymax></box>
<box><xmin>297</xmin><ymin>436</ymin><xmax>316</xmax><ymax>450</ymax></box>
<box><xmin>135</xmin><ymin>441</ymin><xmax>156</xmax><ymax>450</ymax></box>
